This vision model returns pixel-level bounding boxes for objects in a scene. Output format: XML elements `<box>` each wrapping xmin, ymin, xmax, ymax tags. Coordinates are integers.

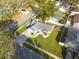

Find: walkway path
<box><xmin>24</xmin><ymin>41</ymin><xmax>61</xmax><ymax>59</ymax></box>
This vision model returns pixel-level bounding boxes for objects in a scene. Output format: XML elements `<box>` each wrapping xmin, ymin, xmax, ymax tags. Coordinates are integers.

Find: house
<box><xmin>64</xmin><ymin>27</ymin><xmax>79</xmax><ymax>51</ymax></box>
<box><xmin>59</xmin><ymin>12</ymin><xmax>79</xmax><ymax>53</ymax></box>
<box><xmin>59</xmin><ymin>26</ymin><xmax>79</xmax><ymax>53</ymax></box>
<box><xmin>65</xmin><ymin>49</ymin><xmax>74</xmax><ymax>59</ymax></box>
<box><xmin>22</xmin><ymin>20</ymin><xmax>54</xmax><ymax>38</ymax></box>
<box><xmin>70</xmin><ymin>12</ymin><xmax>79</xmax><ymax>26</ymax></box>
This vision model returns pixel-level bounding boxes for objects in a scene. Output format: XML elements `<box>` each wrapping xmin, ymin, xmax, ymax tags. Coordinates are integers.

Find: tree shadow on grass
<box><xmin>0</xmin><ymin>19</ymin><xmax>19</xmax><ymax>32</ymax></box>
<box><xmin>26</xmin><ymin>38</ymin><xmax>34</xmax><ymax>44</ymax></box>
<box><xmin>56</xmin><ymin>31</ymin><xmax>62</xmax><ymax>42</ymax></box>
<box><xmin>56</xmin><ymin>27</ymin><xmax>68</xmax><ymax>43</ymax></box>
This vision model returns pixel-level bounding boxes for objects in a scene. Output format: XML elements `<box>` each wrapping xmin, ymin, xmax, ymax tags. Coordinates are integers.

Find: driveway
<box><xmin>16</xmin><ymin>10</ymin><xmax>36</xmax><ymax>27</ymax></box>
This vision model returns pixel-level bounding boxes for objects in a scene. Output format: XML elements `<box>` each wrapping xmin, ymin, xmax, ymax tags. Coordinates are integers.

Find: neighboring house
<box><xmin>22</xmin><ymin>20</ymin><xmax>54</xmax><ymax>38</ymax></box>
<box><xmin>64</xmin><ymin>27</ymin><xmax>79</xmax><ymax>51</ymax></box>
<box><xmin>70</xmin><ymin>12</ymin><xmax>79</xmax><ymax>26</ymax></box>
<box><xmin>59</xmin><ymin>12</ymin><xmax>79</xmax><ymax>53</ymax></box>
<box><xmin>59</xmin><ymin>26</ymin><xmax>79</xmax><ymax>53</ymax></box>
<box><xmin>70</xmin><ymin>11</ymin><xmax>79</xmax><ymax>16</ymax></box>
<box><xmin>65</xmin><ymin>49</ymin><xmax>74</xmax><ymax>59</ymax></box>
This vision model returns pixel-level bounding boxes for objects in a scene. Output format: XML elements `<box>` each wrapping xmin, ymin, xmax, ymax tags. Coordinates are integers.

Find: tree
<box><xmin>68</xmin><ymin>0</ymin><xmax>79</xmax><ymax>11</ymax></box>
<box><xmin>34</xmin><ymin>0</ymin><xmax>57</xmax><ymax>22</ymax></box>
<box><xmin>0</xmin><ymin>30</ymin><xmax>15</xmax><ymax>59</ymax></box>
<box><xmin>23</xmin><ymin>0</ymin><xmax>57</xmax><ymax>22</ymax></box>
<box><xmin>0</xmin><ymin>20</ymin><xmax>16</xmax><ymax>59</ymax></box>
<box><xmin>0</xmin><ymin>0</ymin><xmax>21</xmax><ymax>20</ymax></box>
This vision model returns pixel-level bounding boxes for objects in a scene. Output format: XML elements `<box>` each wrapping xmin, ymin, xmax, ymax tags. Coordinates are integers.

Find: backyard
<box><xmin>24</xmin><ymin>29</ymin><xmax>64</xmax><ymax>59</ymax></box>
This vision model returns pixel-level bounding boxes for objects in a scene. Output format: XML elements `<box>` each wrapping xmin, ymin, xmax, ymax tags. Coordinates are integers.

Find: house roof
<box><xmin>70</xmin><ymin>14</ymin><xmax>79</xmax><ymax>26</ymax></box>
<box><xmin>25</xmin><ymin>20</ymin><xmax>54</xmax><ymax>38</ymax></box>
<box><xmin>27</xmin><ymin>20</ymin><xmax>53</xmax><ymax>33</ymax></box>
<box><xmin>70</xmin><ymin>13</ymin><xmax>79</xmax><ymax>23</ymax></box>
<box><xmin>15</xmin><ymin>45</ymin><xmax>44</xmax><ymax>59</ymax></box>
<box><xmin>73</xmin><ymin>14</ymin><xmax>79</xmax><ymax>23</ymax></box>
<box><xmin>64</xmin><ymin>27</ymin><xmax>79</xmax><ymax>52</ymax></box>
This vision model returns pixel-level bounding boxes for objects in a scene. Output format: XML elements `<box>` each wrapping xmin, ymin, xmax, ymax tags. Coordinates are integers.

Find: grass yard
<box><xmin>15</xmin><ymin>24</ymin><xmax>26</xmax><ymax>35</ymax></box>
<box><xmin>15</xmin><ymin>19</ymin><xmax>31</xmax><ymax>35</ymax></box>
<box><xmin>24</xmin><ymin>29</ymin><xmax>64</xmax><ymax>59</ymax></box>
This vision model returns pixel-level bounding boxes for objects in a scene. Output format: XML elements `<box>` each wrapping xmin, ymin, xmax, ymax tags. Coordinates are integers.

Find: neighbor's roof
<box><xmin>70</xmin><ymin>14</ymin><xmax>79</xmax><ymax>23</ymax></box>
<box><xmin>64</xmin><ymin>27</ymin><xmax>79</xmax><ymax>51</ymax></box>
<box><xmin>73</xmin><ymin>14</ymin><xmax>79</xmax><ymax>23</ymax></box>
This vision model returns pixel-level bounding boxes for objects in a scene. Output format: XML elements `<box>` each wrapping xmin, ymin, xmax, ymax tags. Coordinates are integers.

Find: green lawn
<box><xmin>15</xmin><ymin>24</ymin><xmax>26</xmax><ymax>35</ymax></box>
<box><xmin>24</xmin><ymin>30</ymin><xmax>63</xmax><ymax>59</ymax></box>
<box><xmin>15</xmin><ymin>20</ymin><xmax>31</xmax><ymax>35</ymax></box>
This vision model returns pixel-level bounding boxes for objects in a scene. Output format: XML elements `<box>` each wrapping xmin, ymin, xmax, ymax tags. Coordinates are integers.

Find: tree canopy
<box><xmin>0</xmin><ymin>30</ymin><xmax>15</xmax><ymax>59</ymax></box>
<box><xmin>0</xmin><ymin>19</ymin><xmax>16</xmax><ymax>59</ymax></box>
<box><xmin>68</xmin><ymin>0</ymin><xmax>79</xmax><ymax>11</ymax></box>
<box><xmin>34</xmin><ymin>0</ymin><xmax>57</xmax><ymax>22</ymax></box>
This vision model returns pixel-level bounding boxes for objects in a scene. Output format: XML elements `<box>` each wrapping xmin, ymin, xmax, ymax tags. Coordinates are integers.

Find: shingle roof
<box><xmin>28</xmin><ymin>20</ymin><xmax>53</xmax><ymax>33</ymax></box>
<box><xmin>71</xmin><ymin>14</ymin><xmax>79</xmax><ymax>23</ymax></box>
<box><xmin>74</xmin><ymin>14</ymin><xmax>79</xmax><ymax>23</ymax></box>
<box><xmin>64</xmin><ymin>27</ymin><xmax>79</xmax><ymax>51</ymax></box>
<box><xmin>15</xmin><ymin>45</ymin><xmax>44</xmax><ymax>59</ymax></box>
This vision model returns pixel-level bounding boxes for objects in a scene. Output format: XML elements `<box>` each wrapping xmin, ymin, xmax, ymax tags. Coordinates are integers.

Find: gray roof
<box><xmin>27</xmin><ymin>20</ymin><xmax>53</xmax><ymax>33</ymax></box>
<box><xmin>15</xmin><ymin>45</ymin><xmax>44</xmax><ymax>59</ymax></box>
<box><xmin>64</xmin><ymin>27</ymin><xmax>79</xmax><ymax>51</ymax></box>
